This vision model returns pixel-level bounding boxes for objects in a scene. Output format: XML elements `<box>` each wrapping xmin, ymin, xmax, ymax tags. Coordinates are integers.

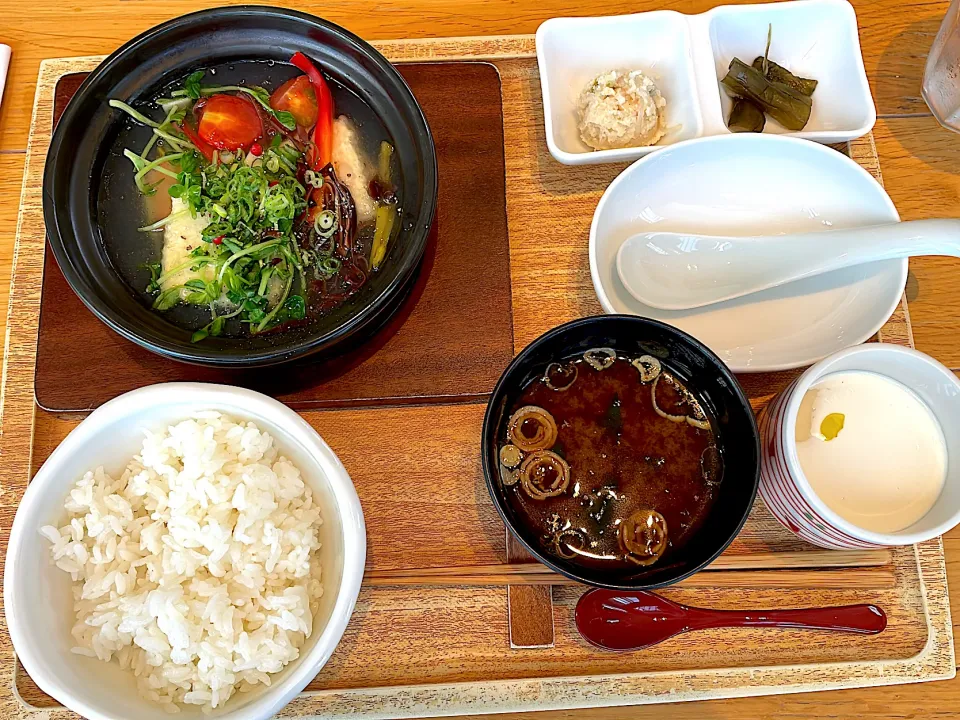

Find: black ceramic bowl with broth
<box><xmin>481</xmin><ymin>316</ymin><xmax>760</xmax><ymax>590</ymax></box>
<box><xmin>44</xmin><ymin>6</ymin><xmax>437</xmax><ymax>367</ymax></box>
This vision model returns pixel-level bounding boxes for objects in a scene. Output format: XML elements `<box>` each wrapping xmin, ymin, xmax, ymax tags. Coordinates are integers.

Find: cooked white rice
<box><xmin>40</xmin><ymin>411</ymin><xmax>323</xmax><ymax>713</ymax></box>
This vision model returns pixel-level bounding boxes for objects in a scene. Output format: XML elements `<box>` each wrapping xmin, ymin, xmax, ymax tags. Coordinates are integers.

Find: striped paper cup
<box><xmin>758</xmin><ymin>344</ymin><xmax>960</xmax><ymax>549</ymax></box>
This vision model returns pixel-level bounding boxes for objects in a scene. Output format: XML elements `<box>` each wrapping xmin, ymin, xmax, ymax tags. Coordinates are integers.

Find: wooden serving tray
<box><xmin>35</xmin><ymin>63</ymin><xmax>514</xmax><ymax>412</ymax></box>
<box><xmin>1</xmin><ymin>38</ymin><xmax>954</xmax><ymax>720</ymax></box>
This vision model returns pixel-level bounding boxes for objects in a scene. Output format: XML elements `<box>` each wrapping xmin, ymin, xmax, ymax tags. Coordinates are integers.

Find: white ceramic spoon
<box><xmin>616</xmin><ymin>219</ymin><xmax>960</xmax><ymax>310</ymax></box>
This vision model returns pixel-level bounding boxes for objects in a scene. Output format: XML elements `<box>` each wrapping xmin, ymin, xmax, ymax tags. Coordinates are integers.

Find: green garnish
<box><xmin>108</xmin><ymin>100</ymin><xmax>160</xmax><ymax>128</ymax></box>
<box><xmin>183</xmin><ymin>70</ymin><xmax>205</xmax><ymax>100</ymax></box>
<box><xmin>111</xmin><ymin>73</ymin><xmax>318</xmax><ymax>340</ymax></box>
<box><xmin>108</xmin><ymin>65</ymin><xmax>383</xmax><ymax>343</ymax></box>
<box><xmin>284</xmin><ymin>294</ymin><xmax>306</xmax><ymax>320</ymax></box>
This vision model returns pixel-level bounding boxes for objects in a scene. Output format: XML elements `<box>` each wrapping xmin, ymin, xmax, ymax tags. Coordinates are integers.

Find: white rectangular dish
<box><xmin>537</xmin><ymin>0</ymin><xmax>876</xmax><ymax>165</ymax></box>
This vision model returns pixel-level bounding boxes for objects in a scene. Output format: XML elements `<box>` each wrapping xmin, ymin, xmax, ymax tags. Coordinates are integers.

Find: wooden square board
<box><xmin>35</xmin><ymin>63</ymin><xmax>513</xmax><ymax>412</ymax></box>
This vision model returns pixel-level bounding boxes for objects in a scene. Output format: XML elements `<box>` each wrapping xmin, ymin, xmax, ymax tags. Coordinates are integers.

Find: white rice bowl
<box><xmin>5</xmin><ymin>384</ymin><xmax>364</xmax><ymax>720</ymax></box>
<box><xmin>41</xmin><ymin>412</ymin><xmax>323</xmax><ymax>713</ymax></box>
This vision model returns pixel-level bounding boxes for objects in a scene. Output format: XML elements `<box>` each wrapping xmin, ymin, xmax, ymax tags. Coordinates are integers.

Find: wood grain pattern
<box><xmin>506</xmin><ymin>532</ymin><xmax>555</xmax><ymax>649</ymax></box>
<box><xmin>872</xmin><ymin>115</ymin><xmax>960</xmax><ymax>368</ymax></box>
<box><xmin>34</xmin><ymin>64</ymin><xmax>514</xmax><ymax>411</ymax></box>
<box><xmin>2</xmin><ymin>2</ymin><xmax>960</xmax><ymax>719</ymax></box>
<box><xmin>366</xmin><ymin>568</ymin><xmax>898</xmax><ymax>588</ymax></box>
<box><xmin>368</xmin><ymin>549</ymin><xmax>896</xmax><ymax>579</ymax></box>
<box><xmin>0</xmin><ymin>155</ymin><xmax>24</xmax><ymax>344</ymax></box>
<box><xmin>2</xmin><ymin>43</ymin><xmax>955</xmax><ymax>720</ymax></box>
<box><xmin>387</xmin><ymin>673</ymin><xmax>960</xmax><ymax>720</ymax></box>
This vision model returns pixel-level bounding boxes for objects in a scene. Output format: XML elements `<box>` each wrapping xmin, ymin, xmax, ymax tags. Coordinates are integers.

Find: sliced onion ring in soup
<box><xmin>631</xmin><ymin>355</ymin><xmax>662</xmax><ymax>383</ymax></box>
<box><xmin>508</xmin><ymin>405</ymin><xmax>558</xmax><ymax>452</ymax></box>
<box><xmin>519</xmin><ymin>450</ymin><xmax>570</xmax><ymax>500</ymax></box>
<box><xmin>650</xmin><ymin>375</ymin><xmax>687</xmax><ymax>423</ymax></box>
<box><xmin>686</xmin><ymin>396</ymin><xmax>710</xmax><ymax>430</ymax></box>
<box><xmin>651</xmin><ymin>373</ymin><xmax>712</xmax><ymax>429</ymax></box>
<box><xmin>619</xmin><ymin>509</ymin><xmax>669</xmax><ymax>565</ymax></box>
<box><xmin>554</xmin><ymin>528</ymin><xmax>588</xmax><ymax>559</ymax></box>
<box><xmin>544</xmin><ymin>362</ymin><xmax>578</xmax><ymax>391</ymax></box>
<box><xmin>584</xmin><ymin>347</ymin><xmax>617</xmax><ymax>371</ymax></box>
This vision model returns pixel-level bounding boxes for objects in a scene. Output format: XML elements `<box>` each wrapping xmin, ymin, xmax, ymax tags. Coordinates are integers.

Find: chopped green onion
<box><xmin>133</xmin><ymin>152</ymin><xmax>184</xmax><ymax>189</ymax></box>
<box><xmin>320</xmin><ymin>256</ymin><xmax>342</xmax><ymax>275</ymax></box>
<box><xmin>257</xmin><ymin>267</ymin><xmax>274</xmax><ymax>297</ymax></box>
<box><xmin>108</xmin><ymin>99</ymin><xmax>160</xmax><ymax>128</ymax></box>
<box><xmin>217</xmin><ymin>239</ymin><xmax>283</xmax><ymax>281</ymax></box>
<box><xmin>315</xmin><ymin>210</ymin><xmax>337</xmax><ymax>238</ymax></box>
<box><xmin>153</xmin><ymin>258</ymin><xmax>210</xmax><ymax>288</ymax></box>
<box><xmin>138</xmin><ymin>209</ymin><xmax>189</xmax><ymax>233</ymax></box>
<box><xmin>153</xmin><ymin>127</ymin><xmax>187</xmax><ymax>152</ymax></box>
<box><xmin>255</xmin><ymin>274</ymin><xmax>294</xmax><ymax>332</ymax></box>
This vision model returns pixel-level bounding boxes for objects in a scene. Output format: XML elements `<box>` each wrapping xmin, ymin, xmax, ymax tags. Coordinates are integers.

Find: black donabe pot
<box><xmin>44</xmin><ymin>6</ymin><xmax>437</xmax><ymax>367</ymax></box>
<box><xmin>482</xmin><ymin>315</ymin><xmax>761</xmax><ymax>590</ymax></box>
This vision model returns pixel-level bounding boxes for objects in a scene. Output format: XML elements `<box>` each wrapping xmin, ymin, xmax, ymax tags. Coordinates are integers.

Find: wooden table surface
<box><xmin>1</xmin><ymin>0</ymin><xmax>958</xmax><ymax>717</ymax></box>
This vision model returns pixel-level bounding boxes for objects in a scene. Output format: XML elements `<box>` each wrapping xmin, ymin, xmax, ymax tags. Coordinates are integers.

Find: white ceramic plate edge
<box><xmin>588</xmin><ymin>133</ymin><xmax>906</xmax><ymax>373</ymax></box>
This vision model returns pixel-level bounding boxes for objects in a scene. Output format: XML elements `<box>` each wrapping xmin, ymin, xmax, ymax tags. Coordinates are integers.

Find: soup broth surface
<box><xmin>500</xmin><ymin>351</ymin><xmax>721</xmax><ymax>571</ymax></box>
<box><xmin>98</xmin><ymin>59</ymin><xmax>399</xmax><ymax>339</ymax></box>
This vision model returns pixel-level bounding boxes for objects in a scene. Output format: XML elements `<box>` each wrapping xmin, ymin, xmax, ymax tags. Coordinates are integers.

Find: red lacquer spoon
<box><xmin>575</xmin><ymin>589</ymin><xmax>887</xmax><ymax>651</ymax></box>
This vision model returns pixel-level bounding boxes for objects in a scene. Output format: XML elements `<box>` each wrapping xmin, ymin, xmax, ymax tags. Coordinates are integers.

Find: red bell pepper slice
<box><xmin>290</xmin><ymin>52</ymin><xmax>334</xmax><ymax>170</ymax></box>
<box><xmin>177</xmin><ymin>122</ymin><xmax>215</xmax><ymax>162</ymax></box>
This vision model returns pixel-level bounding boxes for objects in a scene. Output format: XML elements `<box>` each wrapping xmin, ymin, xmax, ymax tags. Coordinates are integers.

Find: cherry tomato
<box><xmin>269</xmin><ymin>75</ymin><xmax>318</xmax><ymax>129</ymax></box>
<box><xmin>197</xmin><ymin>94</ymin><xmax>263</xmax><ymax>150</ymax></box>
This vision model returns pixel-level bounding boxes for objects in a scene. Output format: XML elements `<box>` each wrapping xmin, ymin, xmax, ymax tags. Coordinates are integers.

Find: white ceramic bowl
<box><xmin>706</xmin><ymin>0</ymin><xmax>875</xmax><ymax>141</ymax></box>
<box><xmin>537</xmin><ymin>10</ymin><xmax>703</xmax><ymax>165</ymax></box>
<box><xmin>589</xmin><ymin>132</ymin><xmax>905</xmax><ymax>373</ymax></box>
<box><xmin>4</xmin><ymin>383</ymin><xmax>366</xmax><ymax>720</ymax></box>
<box><xmin>537</xmin><ymin>0</ymin><xmax>875</xmax><ymax>165</ymax></box>
<box><xmin>758</xmin><ymin>345</ymin><xmax>960</xmax><ymax>548</ymax></box>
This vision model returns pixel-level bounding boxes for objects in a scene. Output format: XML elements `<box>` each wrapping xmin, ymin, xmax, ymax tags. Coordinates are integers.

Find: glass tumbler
<box><xmin>924</xmin><ymin>0</ymin><xmax>960</xmax><ymax>131</ymax></box>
